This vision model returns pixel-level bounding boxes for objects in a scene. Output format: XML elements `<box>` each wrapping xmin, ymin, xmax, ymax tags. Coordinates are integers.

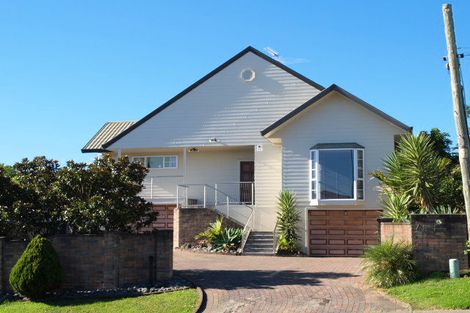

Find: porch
<box><xmin>132</xmin><ymin>145</ymin><xmax>256</xmax><ymax>206</ymax></box>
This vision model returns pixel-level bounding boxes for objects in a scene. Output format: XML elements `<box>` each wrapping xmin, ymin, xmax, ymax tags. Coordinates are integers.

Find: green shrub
<box><xmin>362</xmin><ymin>240</ymin><xmax>416</xmax><ymax>288</ymax></box>
<box><xmin>195</xmin><ymin>217</ymin><xmax>242</xmax><ymax>252</ymax></box>
<box><xmin>382</xmin><ymin>191</ymin><xmax>411</xmax><ymax>222</ymax></box>
<box><xmin>195</xmin><ymin>216</ymin><xmax>224</xmax><ymax>242</ymax></box>
<box><xmin>276</xmin><ymin>191</ymin><xmax>300</xmax><ymax>254</ymax></box>
<box><xmin>9</xmin><ymin>235</ymin><xmax>64</xmax><ymax>299</ymax></box>
<box><xmin>213</xmin><ymin>228</ymin><xmax>242</xmax><ymax>252</ymax></box>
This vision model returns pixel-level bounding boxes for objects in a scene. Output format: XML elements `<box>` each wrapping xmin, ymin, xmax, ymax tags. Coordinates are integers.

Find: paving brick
<box><xmin>174</xmin><ymin>250</ymin><xmax>410</xmax><ymax>313</ymax></box>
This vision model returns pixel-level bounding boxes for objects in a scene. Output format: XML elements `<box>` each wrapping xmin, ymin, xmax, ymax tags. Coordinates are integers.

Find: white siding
<box><xmin>108</xmin><ymin>52</ymin><xmax>320</xmax><ymax>149</ymax></box>
<box><xmin>254</xmin><ymin>144</ymin><xmax>282</xmax><ymax>230</ymax></box>
<box><xmin>270</xmin><ymin>92</ymin><xmax>407</xmax><ymax>250</ymax></box>
<box><xmin>127</xmin><ymin>147</ymin><xmax>254</xmax><ymax>205</ymax></box>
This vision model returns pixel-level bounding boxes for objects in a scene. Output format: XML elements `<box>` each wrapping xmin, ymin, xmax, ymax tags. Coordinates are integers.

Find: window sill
<box><xmin>310</xmin><ymin>199</ymin><xmax>365</xmax><ymax>206</ymax></box>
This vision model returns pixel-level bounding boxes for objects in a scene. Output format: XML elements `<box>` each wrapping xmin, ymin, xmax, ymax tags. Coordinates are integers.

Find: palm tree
<box><xmin>373</xmin><ymin>133</ymin><xmax>450</xmax><ymax>213</ymax></box>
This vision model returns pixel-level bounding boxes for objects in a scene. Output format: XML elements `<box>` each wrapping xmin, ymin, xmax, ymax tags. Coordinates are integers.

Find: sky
<box><xmin>1</xmin><ymin>0</ymin><xmax>470</xmax><ymax>165</ymax></box>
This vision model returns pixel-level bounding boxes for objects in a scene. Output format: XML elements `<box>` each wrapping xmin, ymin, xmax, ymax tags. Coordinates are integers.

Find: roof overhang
<box><xmin>82</xmin><ymin>121</ymin><xmax>136</xmax><ymax>153</ymax></box>
<box><xmin>311</xmin><ymin>143</ymin><xmax>365</xmax><ymax>149</ymax></box>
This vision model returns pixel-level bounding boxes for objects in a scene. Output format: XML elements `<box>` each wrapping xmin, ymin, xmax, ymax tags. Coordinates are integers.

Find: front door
<box><xmin>240</xmin><ymin>161</ymin><xmax>254</xmax><ymax>204</ymax></box>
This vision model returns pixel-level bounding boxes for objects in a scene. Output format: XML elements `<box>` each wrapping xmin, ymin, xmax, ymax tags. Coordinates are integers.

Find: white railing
<box><xmin>240</xmin><ymin>209</ymin><xmax>254</xmax><ymax>252</ymax></box>
<box><xmin>215</xmin><ymin>182</ymin><xmax>255</xmax><ymax>205</ymax></box>
<box><xmin>176</xmin><ymin>183</ymin><xmax>255</xmax><ymax>253</ymax></box>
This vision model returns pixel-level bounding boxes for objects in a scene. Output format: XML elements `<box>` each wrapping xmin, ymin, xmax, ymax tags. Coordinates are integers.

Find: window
<box><xmin>131</xmin><ymin>156</ymin><xmax>177</xmax><ymax>169</ymax></box>
<box><xmin>310</xmin><ymin>145</ymin><xmax>364</xmax><ymax>202</ymax></box>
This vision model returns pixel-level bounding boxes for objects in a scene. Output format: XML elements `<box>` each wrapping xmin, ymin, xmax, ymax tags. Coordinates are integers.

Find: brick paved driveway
<box><xmin>174</xmin><ymin>250</ymin><xmax>410</xmax><ymax>313</ymax></box>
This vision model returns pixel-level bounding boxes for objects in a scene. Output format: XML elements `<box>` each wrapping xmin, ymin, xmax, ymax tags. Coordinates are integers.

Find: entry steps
<box><xmin>243</xmin><ymin>231</ymin><xmax>275</xmax><ymax>256</ymax></box>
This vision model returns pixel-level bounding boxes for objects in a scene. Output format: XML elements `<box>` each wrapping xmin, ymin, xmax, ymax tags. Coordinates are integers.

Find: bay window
<box><xmin>310</xmin><ymin>143</ymin><xmax>364</xmax><ymax>202</ymax></box>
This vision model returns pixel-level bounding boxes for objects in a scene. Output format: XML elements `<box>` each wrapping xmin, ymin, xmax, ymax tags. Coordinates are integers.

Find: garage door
<box><xmin>308</xmin><ymin>210</ymin><xmax>380</xmax><ymax>257</ymax></box>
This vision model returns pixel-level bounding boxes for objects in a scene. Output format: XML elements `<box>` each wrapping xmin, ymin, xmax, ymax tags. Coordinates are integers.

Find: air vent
<box><xmin>240</xmin><ymin>68</ymin><xmax>255</xmax><ymax>82</ymax></box>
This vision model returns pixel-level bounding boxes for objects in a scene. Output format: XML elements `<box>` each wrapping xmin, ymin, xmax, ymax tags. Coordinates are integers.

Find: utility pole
<box><xmin>443</xmin><ymin>3</ymin><xmax>470</xmax><ymax>234</ymax></box>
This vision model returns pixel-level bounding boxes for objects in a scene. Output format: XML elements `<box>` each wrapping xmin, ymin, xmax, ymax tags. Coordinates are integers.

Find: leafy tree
<box><xmin>0</xmin><ymin>157</ymin><xmax>66</xmax><ymax>238</ymax></box>
<box><xmin>276</xmin><ymin>191</ymin><xmax>301</xmax><ymax>254</ymax></box>
<box><xmin>420</xmin><ymin>128</ymin><xmax>457</xmax><ymax>162</ymax></box>
<box><xmin>9</xmin><ymin>235</ymin><xmax>63</xmax><ymax>299</ymax></box>
<box><xmin>0</xmin><ymin>164</ymin><xmax>16</xmax><ymax>178</ymax></box>
<box><xmin>0</xmin><ymin>155</ymin><xmax>156</xmax><ymax>238</ymax></box>
<box><xmin>0</xmin><ymin>168</ymin><xmax>27</xmax><ymax>236</ymax></box>
<box><xmin>58</xmin><ymin>155</ymin><xmax>156</xmax><ymax>233</ymax></box>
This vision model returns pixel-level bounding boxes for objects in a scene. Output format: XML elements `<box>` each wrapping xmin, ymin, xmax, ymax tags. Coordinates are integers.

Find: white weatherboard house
<box><xmin>82</xmin><ymin>46</ymin><xmax>411</xmax><ymax>256</ymax></box>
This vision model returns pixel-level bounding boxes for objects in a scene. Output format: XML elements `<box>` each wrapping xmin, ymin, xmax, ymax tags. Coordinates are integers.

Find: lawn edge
<box><xmin>193</xmin><ymin>286</ymin><xmax>205</xmax><ymax>313</ymax></box>
<box><xmin>367</xmin><ymin>286</ymin><xmax>413</xmax><ymax>312</ymax></box>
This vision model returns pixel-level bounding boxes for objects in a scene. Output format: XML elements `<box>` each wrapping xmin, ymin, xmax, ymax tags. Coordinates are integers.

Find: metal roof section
<box><xmin>311</xmin><ymin>143</ymin><xmax>365</xmax><ymax>149</ymax></box>
<box><xmin>261</xmin><ymin>84</ymin><xmax>412</xmax><ymax>137</ymax></box>
<box><xmin>82</xmin><ymin>121</ymin><xmax>136</xmax><ymax>153</ymax></box>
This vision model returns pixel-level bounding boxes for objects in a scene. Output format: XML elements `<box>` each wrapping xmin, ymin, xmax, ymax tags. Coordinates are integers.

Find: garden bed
<box><xmin>387</xmin><ymin>273</ymin><xmax>470</xmax><ymax>310</ymax></box>
<box><xmin>178</xmin><ymin>243</ymin><xmax>240</xmax><ymax>255</ymax></box>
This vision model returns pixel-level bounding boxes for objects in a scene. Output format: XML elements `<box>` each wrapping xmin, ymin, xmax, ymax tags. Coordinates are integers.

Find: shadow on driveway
<box><xmin>177</xmin><ymin>269</ymin><xmax>358</xmax><ymax>290</ymax></box>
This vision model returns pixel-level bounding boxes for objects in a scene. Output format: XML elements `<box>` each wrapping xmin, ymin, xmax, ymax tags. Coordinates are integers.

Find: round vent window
<box><xmin>240</xmin><ymin>68</ymin><xmax>256</xmax><ymax>82</ymax></box>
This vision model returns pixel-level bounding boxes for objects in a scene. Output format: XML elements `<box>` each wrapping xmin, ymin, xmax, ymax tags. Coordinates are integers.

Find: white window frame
<box><xmin>131</xmin><ymin>155</ymin><xmax>178</xmax><ymax>169</ymax></box>
<box><xmin>309</xmin><ymin>148</ymin><xmax>365</xmax><ymax>204</ymax></box>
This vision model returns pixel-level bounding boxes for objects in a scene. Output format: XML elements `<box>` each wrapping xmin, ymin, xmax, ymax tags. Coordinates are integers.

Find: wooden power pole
<box><xmin>443</xmin><ymin>3</ymin><xmax>470</xmax><ymax>233</ymax></box>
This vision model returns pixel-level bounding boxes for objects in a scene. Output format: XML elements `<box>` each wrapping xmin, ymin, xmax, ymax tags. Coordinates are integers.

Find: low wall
<box><xmin>412</xmin><ymin>215</ymin><xmax>468</xmax><ymax>272</ymax></box>
<box><xmin>0</xmin><ymin>231</ymin><xmax>173</xmax><ymax>291</ymax></box>
<box><xmin>173</xmin><ymin>207</ymin><xmax>241</xmax><ymax>248</ymax></box>
<box><xmin>380</xmin><ymin>215</ymin><xmax>468</xmax><ymax>272</ymax></box>
<box><xmin>380</xmin><ymin>221</ymin><xmax>412</xmax><ymax>244</ymax></box>
<box><xmin>140</xmin><ymin>204</ymin><xmax>175</xmax><ymax>231</ymax></box>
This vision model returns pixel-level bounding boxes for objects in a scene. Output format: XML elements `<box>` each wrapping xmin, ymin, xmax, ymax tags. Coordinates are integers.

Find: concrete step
<box><xmin>249</xmin><ymin>234</ymin><xmax>274</xmax><ymax>239</ymax></box>
<box><xmin>246</xmin><ymin>238</ymin><xmax>273</xmax><ymax>243</ymax></box>
<box><xmin>245</xmin><ymin>243</ymin><xmax>273</xmax><ymax>248</ymax></box>
<box><xmin>243</xmin><ymin>231</ymin><xmax>275</xmax><ymax>256</ymax></box>
<box><xmin>243</xmin><ymin>251</ymin><xmax>275</xmax><ymax>256</ymax></box>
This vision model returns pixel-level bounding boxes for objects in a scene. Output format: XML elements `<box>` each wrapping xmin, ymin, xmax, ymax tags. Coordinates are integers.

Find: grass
<box><xmin>388</xmin><ymin>273</ymin><xmax>470</xmax><ymax>310</ymax></box>
<box><xmin>0</xmin><ymin>289</ymin><xmax>199</xmax><ymax>313</ymax></box>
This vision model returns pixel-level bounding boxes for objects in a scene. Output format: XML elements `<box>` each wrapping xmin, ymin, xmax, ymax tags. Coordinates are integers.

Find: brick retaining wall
<box><xmin>173</xmin><ymin>207</ymin><xmax>242</xmax><ymax>248</ymax></box>
<box><xmin>412</xmin><ymin>215</ymin><xmax>468</xmax><ymax>272</ymax></box>
<box><xmin>380</xmin><ymin>222</ymin><xmax>412</xmax><ymax>244</ymax></box>
<box><xmin>0</xmin><ymin>231</ymin><xmax>173</xmax><ymax>291</ymax></box>
<box><xmin>139</xmin><ymin>205</ymin><xmax>175</xmax><ymax>232</ymax></box>
<box><xmin>380</xmin><ymin>215</ymin><xmax>468</xmax><ymax>272</ymax></box>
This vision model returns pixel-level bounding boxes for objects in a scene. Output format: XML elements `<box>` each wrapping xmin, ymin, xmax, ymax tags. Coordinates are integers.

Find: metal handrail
<box><xmin>273</xmin><ymin>220</ymin><xmax>280</xmax><ymax>254</ymax></box>
<box><xmin>214</xmin><ymin>182</ymin><xmax>255</xmax><ymax>205</ymax></box>
<box><xmin>240</xmin><ymin>210</ymin><xmax>254</xmax><ymax>252</ymax></box>
<box><xmin>177</xmin><ymin>183</ymin><xmax>255</xmax><ymax>253</ymax></box>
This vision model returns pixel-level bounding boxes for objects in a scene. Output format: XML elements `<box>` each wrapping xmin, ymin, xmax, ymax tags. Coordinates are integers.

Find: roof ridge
<box><xmin>261</xmin><ymin>84</ymin><xmax>412</xmax><ymax>136</ymax></box>
<box><xmin>101</xmin><ymin>46</ymin><xmax>324</xmax><ymax>149</ymax></box>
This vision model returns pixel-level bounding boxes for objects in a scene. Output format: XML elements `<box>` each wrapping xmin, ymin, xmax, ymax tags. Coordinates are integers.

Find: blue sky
<box><xmin>1</xmin><ymin>0</ymin><xmax>469</xmax><ymax>165</ymax></box>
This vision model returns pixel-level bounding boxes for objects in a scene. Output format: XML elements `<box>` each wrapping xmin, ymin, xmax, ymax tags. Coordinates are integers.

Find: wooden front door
<box><xmin>240</xmin><ymin>161</ymin><xmax>254</xmax><ymax>204</ymax></box>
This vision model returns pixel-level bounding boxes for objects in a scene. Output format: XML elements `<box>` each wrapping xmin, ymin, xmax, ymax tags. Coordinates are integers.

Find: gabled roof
<box><xmin>82</xmin><ymin>121</ymin><xmax>136</xmax><ymax>153</ymax></box>
<box><xmin>261</xmin><ymin>84</ymin><xmax>412</xmax><ymax>136</ymax></box>
<box><xmin>100</xmin><ymin>46</ymin><xmax>325</xmax><ymax>150</ymax></box>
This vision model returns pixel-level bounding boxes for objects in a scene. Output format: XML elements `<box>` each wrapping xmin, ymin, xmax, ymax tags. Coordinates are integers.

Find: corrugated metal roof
<box><xmin>82</xmin><ymin>121</ymin><xmax>136</xmax><ymax>153</ymax></box>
